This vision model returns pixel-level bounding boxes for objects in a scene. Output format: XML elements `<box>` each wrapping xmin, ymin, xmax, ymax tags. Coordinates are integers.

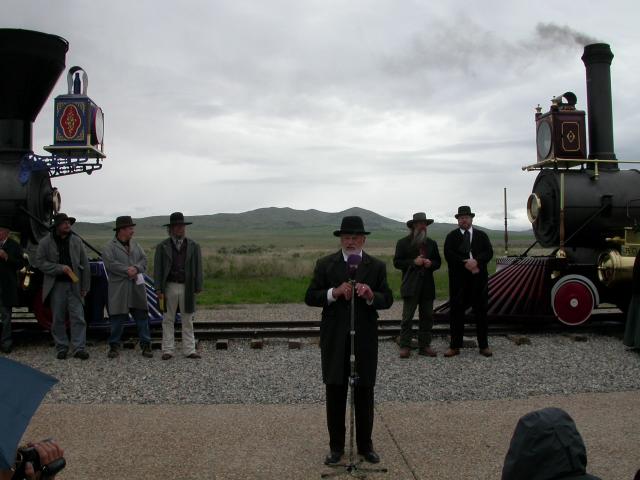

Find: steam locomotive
<box><xmin>488</xmin><ymin>43</ymin><xmax>639</xmax><ymax>325</ymax></box>
<box><xmin>0</xmin><ymin>29</ymin><xmax>162</xmax><ymax>331</ymax></box>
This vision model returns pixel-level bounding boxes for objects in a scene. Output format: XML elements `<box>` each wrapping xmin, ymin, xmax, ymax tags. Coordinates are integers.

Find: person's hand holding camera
<box><xmin>0</xmin><ymin>439</ymin><xmax>65</xmax><ymax>480</ymax></box>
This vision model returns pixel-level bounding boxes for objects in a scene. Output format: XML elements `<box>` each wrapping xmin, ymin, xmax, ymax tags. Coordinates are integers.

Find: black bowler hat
<box><xmin>113</xmin><ymin>215</ymin><xmax>136</xmax><ymax>231</ymax></box>
<box><xmin>333</xmin><ymin>216</ymin><xmax>370</xmax><ymax>237</ymax></box>
<box><xmin>163</xmin><ymin>212</ymin><xmax>192</xmax><ymax>227</ymax></box>
<box><xmin>406</xmin><ymin>212</ymin><xmax>434</xmax><ymax>228</ymax></box>
<box><xmin>454</xmin><ymin>206</ymin><xmax>475</xmax><ymax>219</ymax></box>
<box><xmin>52</xmin><ymin>213</ymin><xmax>76</xmax><ymax>227</ymax></box>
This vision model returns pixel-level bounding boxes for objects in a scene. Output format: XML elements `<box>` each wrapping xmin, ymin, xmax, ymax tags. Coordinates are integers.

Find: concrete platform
<box><xmin>23</xmin><ymin>391</ymin><xmax>640</xmax><ymax>479</ymax></box>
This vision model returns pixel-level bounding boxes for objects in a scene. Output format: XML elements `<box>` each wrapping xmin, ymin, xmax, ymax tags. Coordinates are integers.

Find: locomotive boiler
<box><xmin>495</xmin><ymin>43</ymin><xmax>639</xmax><ymax>325</ymax></box>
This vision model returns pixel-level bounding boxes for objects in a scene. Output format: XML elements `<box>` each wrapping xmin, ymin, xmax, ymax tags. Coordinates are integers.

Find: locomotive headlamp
<box><xmin>527</xmin><ymin>193</ymin><xmax>542</xmax><ymax>223</ymax></box>
<box><xmin>535</xmin><ymin>91</ymin><xmax>586</xmax><ymax>163</ymax></box>
<box><xmin>44</xmin><ymin>66</ymin><xmax>105</xmax><ymax>159</ymax></box>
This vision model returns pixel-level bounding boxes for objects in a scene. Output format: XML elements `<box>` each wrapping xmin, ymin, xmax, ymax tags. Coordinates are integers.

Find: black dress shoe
<box><xmin>360</xmin><ymin>450</ymin><xmax>380</xmax><ymax>464</ymax></box>
<box><xmin>324</xmin><ymin>451</ymin><xmax>344</xmax><ymax>465</ymax></box>
<box><xmin>56</xmin><ymin>350</ymin><xmax>68</xmax><ymax>360</ymax></box>
<box><xmin>73</xmin><ymin>350</ymin><xmax>90</xmax><ymax>360</ymax></box>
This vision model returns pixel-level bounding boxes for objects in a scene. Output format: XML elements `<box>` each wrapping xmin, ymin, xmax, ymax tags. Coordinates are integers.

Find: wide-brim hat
<box><xmin>333</xmin><ymin>216</ymin><xmax>370</xmax><ymax>237</ymax></box>
<box><xmin>454</xmin><ymin>206</ymin><xmax>475</xmax><ymax>219</ymax></box>
<box><xmin>407</xmin><ymin>212</ymin><xmax>434</xmax><ymax>228</ymax></box>
<box><xmin>113</xmin><ymin>215</ymin><xmax>136</xmax><ymax>231</ymax></box>
<box><xmin>52</xmin><ymin>213</ymin><xmax>76</xmax><ymax>227</ymax></box>
<box><xmin>163</xmin><ymin>212</ymin><xmax>192</xmax><ymax>227</ymax></box>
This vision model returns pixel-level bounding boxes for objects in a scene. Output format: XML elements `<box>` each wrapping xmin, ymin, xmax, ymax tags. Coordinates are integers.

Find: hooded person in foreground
<box><xmin>502</xmin><ymin>407</ymin><xmax>602</xmax><ymax>480</ymax></box>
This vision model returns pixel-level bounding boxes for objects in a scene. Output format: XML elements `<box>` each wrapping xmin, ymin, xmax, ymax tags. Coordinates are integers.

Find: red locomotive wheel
<box><xmin>551</xmin><ymin>275</ymin><xmax>598</xmax><ymax>326</ymax></box>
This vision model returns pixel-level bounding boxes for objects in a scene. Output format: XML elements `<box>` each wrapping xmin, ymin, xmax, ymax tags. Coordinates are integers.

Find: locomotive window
<box><xmin>536</xmin><ymin>121</ymin><xmax>552</xmax><ymax>159</ymax></box>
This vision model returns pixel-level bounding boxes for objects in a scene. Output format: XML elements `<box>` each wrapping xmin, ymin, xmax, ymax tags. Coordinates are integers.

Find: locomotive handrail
<box><xmin>522</xmin><ymin>158</ymin><xmax>640</xmax><ymax>171</ymax></box>
<box><xmin>19</xmin><ymin>206</ymin><xmax>102</xmax><ymax>257</ymax></box>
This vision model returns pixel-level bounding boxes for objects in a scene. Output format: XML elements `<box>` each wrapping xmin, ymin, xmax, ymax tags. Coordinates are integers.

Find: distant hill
<box><xmin>73</xmin><ymin>206</ymin><xmax>530</xmax><ymax>238</ymax></box>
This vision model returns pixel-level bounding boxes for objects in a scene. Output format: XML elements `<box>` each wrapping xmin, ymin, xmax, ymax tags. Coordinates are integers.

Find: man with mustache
<box><xmin>393</xmin><ymin>212</ymin><xmax>441</xmax><ymax>358</ymax></box>
<box><xmin>305</xmin><ymin>216</ymin><xmax>393</xmax><ymax>466</ymax></box>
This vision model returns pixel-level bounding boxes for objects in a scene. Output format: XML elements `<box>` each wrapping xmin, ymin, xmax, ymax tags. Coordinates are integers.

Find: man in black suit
<box><xmin>443</xmin><ymin>206</ymin><xmax>494</xmax><ymax>358</ymax></box>
<box><xmin>393</xmin><ymin>212</ymin><xmax>441</xmax><ymax>358</ymax></box>
<box><xmin>305</xmin><ymin>216</ymin><xmax>393</xmax><ymax>466</ymax></box>
<box><xmin>0</xmin><ymin>222</ymin><xmax>24</xmax><ymax>354</ymax></box>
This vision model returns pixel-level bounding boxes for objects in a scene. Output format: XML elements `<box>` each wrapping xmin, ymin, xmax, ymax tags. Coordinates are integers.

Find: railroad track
<box><xmin>10</xmin><ymin>309</ymin><xmax>625</xmax><ymax>341</ymax></box>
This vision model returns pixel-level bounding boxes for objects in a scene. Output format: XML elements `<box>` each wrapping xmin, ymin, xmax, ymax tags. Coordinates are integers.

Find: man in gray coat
<box><xmin>35</xmin><ymin>213</ymin><xmax>91</xmax><ymax>360</ymax></box>
<box><xmin>154</xmin><ymin>212</ymin><xmax>203</xmax><ymax>360</ymax></box>
<box><xmin>102</xmin><ymin>216</ymin><xmax>152</xmax><ymax>358</ymax></box>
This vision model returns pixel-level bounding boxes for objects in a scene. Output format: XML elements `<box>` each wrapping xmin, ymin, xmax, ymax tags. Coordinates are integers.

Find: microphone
<box><xmin>347</xmin><ymin>254</ymin><xmax>361</xmax><ymax>280</ymax></box>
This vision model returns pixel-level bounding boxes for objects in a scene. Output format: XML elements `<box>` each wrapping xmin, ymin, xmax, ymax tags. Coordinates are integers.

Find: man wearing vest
<box><xmin>443</xmin><ymin>206</ymin><xmax>494</xmax><ymax>358</ymax></box>
<box><xmin>154</xmin><ymin>212</ymin><xmax>203</xmax><ymax>360</ymax></box>
<box><xmin>35</xmin><ymin>213</ymin><xmax>91</xmax><ymax>360</ymax></box>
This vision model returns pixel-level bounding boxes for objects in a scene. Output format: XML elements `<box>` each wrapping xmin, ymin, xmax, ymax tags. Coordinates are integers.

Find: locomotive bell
<box><xmin>44</xmin><ymin>66</ymin><xmax>105</xmax><ymax>159</ymax></box>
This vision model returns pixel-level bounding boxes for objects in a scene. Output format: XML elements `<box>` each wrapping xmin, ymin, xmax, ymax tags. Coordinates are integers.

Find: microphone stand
<box><xmin>322</xmin><ymin>279</ymin><xmax>387</xmax><ymax>479</ymax></box>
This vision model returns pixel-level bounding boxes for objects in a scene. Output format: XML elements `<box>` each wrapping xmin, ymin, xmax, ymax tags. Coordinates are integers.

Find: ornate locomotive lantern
<box><xmin>535</xmin><ymin>92</ymin><xmax>586</xmax><ymax>164</ymax></box>
<box><xmin>44</xmin><ymin>66</ymin><xmax>105</xmax><ymax>159</ymax></box>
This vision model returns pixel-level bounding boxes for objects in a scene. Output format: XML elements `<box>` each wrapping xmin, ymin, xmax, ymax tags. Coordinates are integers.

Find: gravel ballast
<box><xmin>8</xmin><ymin>332</ymin><xmax>640</xmax><ymax>405</ymax></box>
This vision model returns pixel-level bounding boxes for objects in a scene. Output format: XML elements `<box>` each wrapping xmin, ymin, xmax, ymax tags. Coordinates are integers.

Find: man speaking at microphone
<box><xmin>305</xmin><ymin>216</ymin><xmax>393</xmax><ymax>466</ymax></box>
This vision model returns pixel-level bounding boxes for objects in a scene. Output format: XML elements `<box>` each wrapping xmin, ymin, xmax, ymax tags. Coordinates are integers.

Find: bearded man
<box><xmin>305</xmin><ymin>216</ymin><xmax>393</xmax><ymax>466</ymax></box>
<box><xmin>393</xmin><ymin>212</ymin><xmax>441</xmax><ymax>358</ymax></box>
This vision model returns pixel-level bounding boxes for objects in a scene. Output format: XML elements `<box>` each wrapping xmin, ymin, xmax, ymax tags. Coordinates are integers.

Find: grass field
<box><xmin>76</xmin><ymin>225</ymin><xmax>541</xmax><ymax>306</ymax></box>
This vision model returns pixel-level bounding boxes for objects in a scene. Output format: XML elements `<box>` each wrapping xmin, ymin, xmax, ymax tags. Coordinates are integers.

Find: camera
<box><xmin>11</xmin><ymin>444</ymin><xmax>66</xmax><ymax>480</ymax></box>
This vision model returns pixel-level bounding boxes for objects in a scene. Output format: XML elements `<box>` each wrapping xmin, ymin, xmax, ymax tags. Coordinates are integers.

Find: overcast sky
<box><xmin>6</xmin><ymin>1</ymin><xmax>640</xmax><ymax>230</ymax></box>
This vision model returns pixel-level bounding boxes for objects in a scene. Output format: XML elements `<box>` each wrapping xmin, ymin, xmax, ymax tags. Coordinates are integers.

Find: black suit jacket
<box><xmin>393</xmin><ymin>235</ymin><xmax>441</xmax><ymax>299</ymax></box>
<box><xmin>305</xmin><ymin>250</ymin><xmax>393</xmax><ymax>386</ymax></box>
<box><xmin>0</xmin><ymin>237</ymin><xmax>24</xmax><ymax>306</ymax></box>
<box><xmin>444</xmin><ymin>227</ymin><xmax>493</xmax><ymax>296</ymax></box>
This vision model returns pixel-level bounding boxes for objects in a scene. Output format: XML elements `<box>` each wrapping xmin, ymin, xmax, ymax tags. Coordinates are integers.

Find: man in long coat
<box><xmin>154</xmin><ymin>212</ymin><xmax>203</xmax><ymax>360</ymax></box>
<box><xmin>393</xmin><ymin>212</ymin><xmax>441</xmax><ymax>358</ymax></box>
<box><xmin>35</xmin><ymin>213</ymin><xmax>91</xmax><ymax>360</ymax></box>
<box><xmin>305</xmin><ymin>216</ymin><xmax>393</xmax><ymax>466</ymax></box>
<box><xmin>102</xmin><ymin>216</ymin><xmax>152</xmax><ymax>358</ymax></box>
<box><xmin>0</xmin><ymin>223</ymin><xmax>24</xmax><ymax>353</ymax></box>
<box><xmin>443</xmin><ymin>206</ymin><xmax>493</xmax><ymax>358</ymax></box>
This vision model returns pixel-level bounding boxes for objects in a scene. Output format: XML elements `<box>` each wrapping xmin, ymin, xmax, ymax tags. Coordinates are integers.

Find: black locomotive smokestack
<box><xmin>0</xmin><ymin>29</ymin><xmax>68</xmax><ymax>154</ymax></box>
<box><xmin>581</xmin><ymin>43</ymin><xmax>617</xmax><ymax>169</ymax></box>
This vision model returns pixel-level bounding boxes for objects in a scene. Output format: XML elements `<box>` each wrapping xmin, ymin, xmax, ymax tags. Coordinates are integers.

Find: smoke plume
<box><xmin>535</xmin><ymin>23</ymin><xmax>600</xmax><ymax>47</ymax></box>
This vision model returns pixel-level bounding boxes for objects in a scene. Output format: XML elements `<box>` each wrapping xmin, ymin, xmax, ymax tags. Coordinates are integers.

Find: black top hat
<box><xmin>163</xmin><ymin>212</ymin><xmax>192</xmax><ymax>227</ymax></box>
<box><xmin>52</xmin><ymin>213</ymin><xmax>76</xmax><ymax>227</ymax></box>
<box><xmin>333</xmin><ymin>216</ymin><xmax>370</xmax><ymax>237</ymax></box>
<box><xmin>406</xmin><ymin>212</ymin><xmax>434</xmax><ymax>228</ymax></box>
<box><xmin>454</xmin><ymin>206</ymin><xmax>475</xmax><ymax>219</ymax></box>
<box><xmin>113</xmin><ymin>215</ymin><xmax>136</xmax><ymax>231</ymax></box>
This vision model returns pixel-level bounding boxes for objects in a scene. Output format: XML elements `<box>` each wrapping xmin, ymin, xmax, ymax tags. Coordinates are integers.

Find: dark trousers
<box><xmin>325</xmin><ymin>384</ymin><xmax>374</xmax><ymax>454</ymax></box>
<box><xmin>0</xmin><ymin>298</ymin><xmax>12</xmax><ymax>350</ymax></box>
<box><xmin>449</xmin><ymin>274</ymin><xmax>489</xmax><ymax>349</ymax></box>
<box><xmin>400</xmin><ymin>289</ymin><xmax>434</xmax><ymax>348</ymax></box>
<box><xmin>108</xmin><ymin>308</ymin><xmax>151</xmax><ymax>347</ymax></box>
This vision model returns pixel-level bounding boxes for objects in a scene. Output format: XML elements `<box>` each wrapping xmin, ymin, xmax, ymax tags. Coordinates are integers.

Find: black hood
<box><xmin>501</xmin><ymin>408</ymin><xmax>602</xmax><ymax>480</ymax></box>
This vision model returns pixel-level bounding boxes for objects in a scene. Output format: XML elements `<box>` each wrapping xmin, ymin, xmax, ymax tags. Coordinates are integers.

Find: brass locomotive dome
<box><xmin>527</xmin><ymin>193</ymin><xmax>542</xmax><ymax>223</ymax></box>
